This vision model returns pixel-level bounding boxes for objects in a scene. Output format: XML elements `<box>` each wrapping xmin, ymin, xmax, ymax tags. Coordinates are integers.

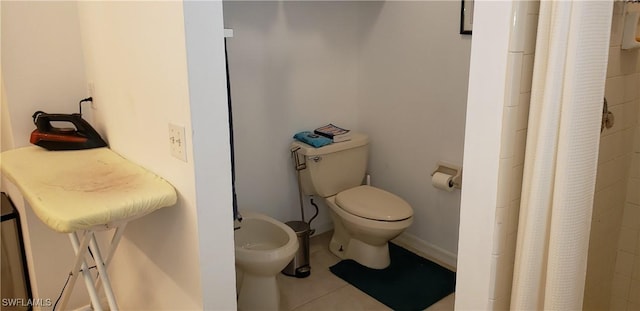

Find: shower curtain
<box><xmin>510</xmin><ymin>1</ymin><xmax>613</xmax><ymax>310</ymax></box>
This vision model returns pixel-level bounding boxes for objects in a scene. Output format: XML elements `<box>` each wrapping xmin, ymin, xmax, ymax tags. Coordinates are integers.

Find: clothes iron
<box><xmin>30</xmin><ymin>111</ymin><xmax>107</xmax><ymax>151</ymax></box>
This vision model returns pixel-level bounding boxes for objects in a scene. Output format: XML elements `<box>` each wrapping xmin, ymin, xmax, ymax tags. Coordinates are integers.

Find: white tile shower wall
<box><xmin>609</xmin><ymin>46</ymin><xmax>640</xmax><ymax>311</ymax></box>
<box><xmin>588</xmin><ymin>2</ymin><xmax>640</xmax><ymax>310</ymax></box>
<box><xmin>489</xmin><ymin>1</ymin><xmax>539</xmax><ymax>309</ymax></box>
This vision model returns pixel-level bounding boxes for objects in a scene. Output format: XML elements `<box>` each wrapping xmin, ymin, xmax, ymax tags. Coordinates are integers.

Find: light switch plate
<box><xmin>169</xmin><ymin>123</ymin><xmax>187</xmax><ymax>162</ymax></box>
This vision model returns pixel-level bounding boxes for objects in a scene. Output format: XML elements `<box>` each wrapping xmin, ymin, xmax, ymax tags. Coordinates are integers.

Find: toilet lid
<box><xmin>335</xmin><ymin>185</ymin><xmax>413</xmax><ymax>221</ymax></box>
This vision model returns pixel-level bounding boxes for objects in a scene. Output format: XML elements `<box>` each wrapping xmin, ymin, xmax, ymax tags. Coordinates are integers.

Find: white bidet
<box><xmin>234</xmin><ymin>211</ymin><xmax>298</xmax><ymax>311</ymax></box>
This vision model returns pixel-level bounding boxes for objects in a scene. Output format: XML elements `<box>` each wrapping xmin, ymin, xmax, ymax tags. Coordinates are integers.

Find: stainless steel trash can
<box><xmin>282</xmin><ymin>221</ymin><xmax>310</xmax><ymax>278</ymax></box>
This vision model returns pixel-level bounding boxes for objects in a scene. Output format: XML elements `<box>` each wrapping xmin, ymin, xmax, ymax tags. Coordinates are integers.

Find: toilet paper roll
<box><xmin>432</xmin><ymin>172</ymin><xmax>455</xmax><ymax>192</ymax></box>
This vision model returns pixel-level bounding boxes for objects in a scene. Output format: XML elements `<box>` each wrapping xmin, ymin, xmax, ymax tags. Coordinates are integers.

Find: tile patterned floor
<box><xmin>278</xmin><ymin>231</ymin><xmax>455</xmax><ymax>311</ymax></box>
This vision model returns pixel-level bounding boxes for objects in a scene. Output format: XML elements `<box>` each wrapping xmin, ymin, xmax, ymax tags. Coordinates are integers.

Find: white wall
<box><xmin>223</xmin><ymin>1</ymin><xmax>362</xmax><ymax>231</ymax></box>
<box><xmin>1</xmin><ymin>79</ymin><xmax>13</xmax><ymax>152</ymax></box>
<box><xmin>1</xmin><ymin>1</ymin><xmax>87</xmax><ymax>149</ymax></box>
<box><xmin>74</xmin><ymin>1</ymin><xmax>235</xmax><ymax>309</ymax></box>
<box><xmin>1</xmin><ymin>2</ymin><xmax>236</xmax><ymax>309</ymax></box>
<box><xmin>0</xmin><ymin>1</ymin><xmax>11</xmax><ymax>153</ymax></box>
<box><xmin>76</xmin><ymin>2</ymin><xmax>204</xmax><ymax>308</ymax></box>
<box><xmin>1</xmin><ymin>2</ymin><xmax>91</xmax><ymax>308</ymax></box>
<box><xmin>223</xmin><ymin>1</ymin><xmax>471</xmax><ymax>262</ymax></box>
<box><xmin>357</xmin><ymin>1</ymin><xmax>471</xmax><ymax>259</ymax></box>
<box><xmin>455</xmin><ymin>1</ymin><xmax>513</xmax><ymax>309</ymax></box>
<box><xmin>482</xmin><ymin>1</ymin><xmax>540</xmax><ymax>309</ymax></box>
<box><xmin>182</xmin><ymin>2</ymin><xmax>237</xmax><ymax>309</ymax></box>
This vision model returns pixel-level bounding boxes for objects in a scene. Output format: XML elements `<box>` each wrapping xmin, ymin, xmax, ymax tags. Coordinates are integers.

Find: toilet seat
<box><xmin>335</xmin><ymin>185</ymin><xmax>413</xmax><ymax>221</ymax></box>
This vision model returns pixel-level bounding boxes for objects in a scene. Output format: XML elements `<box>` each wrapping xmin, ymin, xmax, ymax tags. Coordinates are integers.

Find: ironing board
<box><xmin>0</xmin><ymin>146</ymin><xmax>177</xmax><ymax>311</ymax></box>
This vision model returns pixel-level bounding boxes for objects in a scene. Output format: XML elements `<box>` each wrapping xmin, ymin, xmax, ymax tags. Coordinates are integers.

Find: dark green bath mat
<box><xmin>329</xmin><ymin>243</ymin><xmax>456</xmax><ymax>311</ymax></box>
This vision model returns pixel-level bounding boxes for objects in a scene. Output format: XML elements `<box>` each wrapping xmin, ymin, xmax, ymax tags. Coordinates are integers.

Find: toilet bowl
<box><xmin>325</xmin><ymin>185</ymin><xmax>413</xmax><ymax>269</ymax></box>
<box><xmin>234</xmin><ymin>211</ymin><xmax>298</xmax><ymax>311</ymax></box>
<box><xmin>290</xmin><ymin>132</ymin><xmax>414</xmax><ymax>269</ymax></box>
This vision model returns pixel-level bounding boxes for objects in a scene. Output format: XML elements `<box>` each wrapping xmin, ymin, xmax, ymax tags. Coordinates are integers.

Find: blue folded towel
<box><xmin>293</xmin><ymin>131</ymin><xmax>332</xmax><ymax>148</ymax></box>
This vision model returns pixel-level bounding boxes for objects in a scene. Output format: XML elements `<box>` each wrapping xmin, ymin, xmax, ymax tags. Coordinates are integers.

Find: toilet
<box><xmin>291</xmin><ymin>133</ymin><xmax>413</xmax><ymax>269</ymax></box>
<box><xmin>234</xmin><ymin>211</ymin><xmax>299</xmax><ymax>311</ymax></box>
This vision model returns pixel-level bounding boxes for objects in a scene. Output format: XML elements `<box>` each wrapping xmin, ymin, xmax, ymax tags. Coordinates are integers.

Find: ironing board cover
<box><xmin>0</xmin><ymin>146</ymin><xmax>177</xmax><ymax>233</ymax></box>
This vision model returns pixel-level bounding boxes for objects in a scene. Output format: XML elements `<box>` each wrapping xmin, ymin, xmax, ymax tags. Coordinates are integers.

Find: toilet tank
<box><xmin>291</xmin><ymin>133</ymin><xmax>368</xmax><ymax>197</ymax></box>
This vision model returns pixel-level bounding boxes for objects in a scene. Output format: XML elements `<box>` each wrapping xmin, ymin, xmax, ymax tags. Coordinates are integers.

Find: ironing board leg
<box><xmin>89</xmin><ymin>232</ymin><xmax>118</xmax><ymax>311</ymax></box>
<box><xmin>57</xmin><ymin>225</ymin><xmax>126</xmax><ymax>311</ymax></box>
<box><xmin>66</xmin><ymin>231</ymin><xmax>104</xmax><ymax>311</ymax></box>
<box><xmin>57</xmin><ymin>231</ymin><xmax>92</xmax><ymax>311</ymax></box>
<box><xmin>93</xmin><ymin>223</ymin><xmax>127</xmax><ymax>298</ymax></box>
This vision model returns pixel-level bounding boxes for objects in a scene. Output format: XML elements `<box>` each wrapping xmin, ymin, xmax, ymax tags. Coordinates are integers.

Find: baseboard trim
<box><xmin>392</xmin><ymin>232</ymin><xmax>457</xmax><ymax>271</ymax></box>
<box><xmin>308</xmin><ymin>223</ymin><xmax>458</xmax><ymax>271</ymax></box>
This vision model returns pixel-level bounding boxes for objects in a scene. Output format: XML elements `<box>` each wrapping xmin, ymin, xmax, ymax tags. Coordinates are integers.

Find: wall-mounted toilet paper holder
<box><xmin>431</xmin><ymin>161</ymin><xmax>463</xmax><ymax>189</ymax></box>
